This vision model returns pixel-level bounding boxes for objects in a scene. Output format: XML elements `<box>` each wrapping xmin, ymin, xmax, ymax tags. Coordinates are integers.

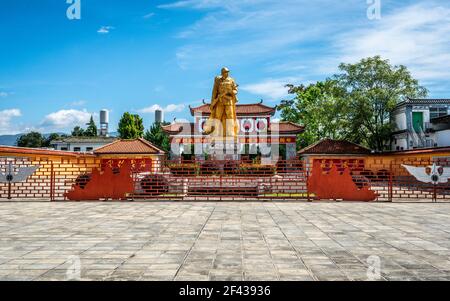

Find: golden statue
<box><xmin>203</xmin><ymin>67</ymin><xmax>239</xmax><ymax>139</ymax></box>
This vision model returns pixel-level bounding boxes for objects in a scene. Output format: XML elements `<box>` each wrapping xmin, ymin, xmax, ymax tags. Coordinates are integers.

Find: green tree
<box><xmin>336</xmin><ymin>56</ymin><xmax>428</xmax><ymax>150</ymax></box>
<box><xmin>71</xmin><ymin>126</ymin><xmax>85</xmax><ymax>137</ymax></box>
<box><xmin>279</xmin><ymin>56</ymin><xmax>428</xmax><ymax>151</ymax></box>
<box><xmin>43</xmin><ymin>133</ymin><xmax>67</xmax><ymax>147</ymax></box>
<box><xmin>16</xmin><ymin>132</ymin><xmax>46</xmax><ymax>148</ymax></box>
<box><xmin>279</xmin><ymin>79</ymin><xmax>349</xmax><ymax>148</ymax></box>
<box><xmin>144</xmin><ymin>121</ymin><xmax>170</xmax><ymax>152</ymax></box>
<box><xmin>118</xmin><ymin>112</ymin><xmax>144</xmax><ymax>139</ymax></box>
<box><xmin>84</xmin><ymin>116</ymin><xmax>98</xmax><ymax>137</ymax></box>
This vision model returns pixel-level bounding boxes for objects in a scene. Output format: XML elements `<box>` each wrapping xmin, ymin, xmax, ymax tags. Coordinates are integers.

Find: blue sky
<box><xmin>1</xmin><ymin>0</ymin><xmax>450</xmax><ymax>135</ymax></box>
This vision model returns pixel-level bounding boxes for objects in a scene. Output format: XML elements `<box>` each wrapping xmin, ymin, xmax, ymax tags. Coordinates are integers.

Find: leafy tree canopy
<box><xmin>279</xmin><ymin>56</ymin><xmax>428</xmax><ymax>151</ymax></box>
<box><xmin>71</xmin><ymin>126</ymin><xmax>85</xmax><ymax>137</ymax></box>
<box><xmin>279</xmin><ymin>79</ymin><xmax>349</xmax><ymax>148</ymax></box>
<box><xmin>71</xmin><ymin>116</ymin><xmax>97</xmax><ymax>137</ymax></box>
<box><xmin>16</xmin><ymin>132</ymin><xmax>46</xmax><ymax>148</ymax></box>
<box><xmin>144</xmin><ymin>121</ymin><xmax>170</xmax><ymax>152</ymax></box>
<box><xmin>84</xmin><ymin>116</ymin><xmax>98</xmax><ymax>137</ymax></box>
<box><xmin>44</xmin><ymin>133</ymin><xmax>68</xmax><ymax>147</ymax></box>
<box><xmin>17</xmin><ymin>132</ymin><xmax>69</xmax><ymax>148</ymax></box>
<box><xmin>335</xmin><ymin>56</ymin><xmax>427</xmax><ymax>150</ymax></box>
<box><xmin>118</xmin><ymin>112</ymin><xmax>144</xmax><ymax>139</ymax></box>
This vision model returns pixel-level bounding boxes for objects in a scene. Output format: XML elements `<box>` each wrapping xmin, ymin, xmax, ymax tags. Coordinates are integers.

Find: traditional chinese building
<box><xmin>162</xmin><ymin>101</ymin><xmax>304</xmax><ymax>161</ymax></box>
<box><xmin>93</xmin><ymin>138</ymin><xmax>166</xmax><ymax>173</ymax></box>
<box><xmin>298</xmin><ymin>139</ymin><xmax>372</xmax><ymax>173</ymax></box>
<box><xmin>390</xmin><ymin>98</ymin><xmax>450</xmax><ymax>150</ymax></box>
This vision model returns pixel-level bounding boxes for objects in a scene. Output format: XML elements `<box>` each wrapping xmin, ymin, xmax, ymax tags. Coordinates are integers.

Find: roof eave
<box><xmin>95</xmin><ymin>152</ymin><xmax>164</xmax><ymax>155</ymax></box>
<box><xmin>299</xmin><ymin>152</ymin><xmax>370</xmax><ymax>156</ymax></box>
<box><xmin>0</xmin><ymin>146</ymin><xmax>95</xmax><ymax>158</ymax></box>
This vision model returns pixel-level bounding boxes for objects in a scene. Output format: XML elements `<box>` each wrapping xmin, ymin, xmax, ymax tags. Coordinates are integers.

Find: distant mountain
<box><xmin>0</xmin><ymin>134</ymin><xmax>22</xmax><ymax>146</ymax></box>
<box><xmin>0</xmin><ymin>133</ymin><xmax>68</xmax><ymax>146</ymax></box>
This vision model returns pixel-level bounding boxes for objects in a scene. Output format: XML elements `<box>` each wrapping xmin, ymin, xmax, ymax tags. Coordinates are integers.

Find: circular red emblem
<box><xmin>257</xmin><ymin>120</ymin><xmax>266</xmax><ymax>130</ymax></box>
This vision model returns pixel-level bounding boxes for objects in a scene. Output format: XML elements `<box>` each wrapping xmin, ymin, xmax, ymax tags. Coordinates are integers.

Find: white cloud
<box><xmin>0</xmin><ymin>109</ymin><xmax>22</xmax><ymax>135</ymax></box>
<box><xmin>138</xmin><ymin>104</ymin><xmax>185</xmax><ymax>113</ymax></box>
<box><xmin>160</xmin><ymin>0</ymin><xmax>359</xmax><ymax>70</ymax></box>
<box><xmin>165</xmin><ymin>104</ymin><xmax>186</xmax><ymax>112</ymax></box>
<box><xmin>0</xmin><ymin>90</ymin><xmax>14</xmax><ymax>98</ymax></box>
<box><xmin>70</xmin><ymin>100</ymin><xmax>86</xmax><ymax>106</ymax></box>
<box><xmin>143</xmin><ymin>12</ymin><xmax>155</xmax><ymax>19</ymax></box>
<box><xmin>139</xmin><ymin>104</ymin><xmax>162</xmax><ymax>113</ymax></box>
<box><xmin>160</xmin><ymin>0</ymin><xmax>450</xmax><ymax>96</ymax></box>
<box><xmin>97</xmin><ymin>26</ymin><xmax>114</xmax><ymax>34</ymax></box>
<box><xmin>332</xmin><ymin>2</ymin><xmax>450</xmax><ymax>82</ymax></box>
<box><xmin>41</xmin><ymin>109</ymin><xmax>93</xmax><ymax>130</ymax></box>
<box><xmin>241</xmin><ymin>77</ymin><xmax>301</xmax><ymax>100</ymax></box>
<box><xmin>159</xmin><ymin>0</ymin><xmax>271</xmax><ymax>10</ymax></box>
<box><xmin>153</xmin><ymin>85</ymin><xmax>164</xmax><ymax>92</ymax></box>
<box><xmin>158</xmin><ymin>0</ymin><xmax>204</xmax><ymax>9</ymax></box>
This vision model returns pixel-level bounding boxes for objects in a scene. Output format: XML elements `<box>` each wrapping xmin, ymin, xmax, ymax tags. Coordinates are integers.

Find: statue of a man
<box><xmin>204</xmin><ymin>67</ymin><xmax>239</xmax><ymax>138</ymax></box>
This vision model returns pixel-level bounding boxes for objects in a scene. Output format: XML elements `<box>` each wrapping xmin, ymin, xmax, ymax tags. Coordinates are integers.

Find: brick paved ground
<box><xmin>1</xmin><ymin>201</ymin><xmax>450</xmax><ymax>281</ymax></box>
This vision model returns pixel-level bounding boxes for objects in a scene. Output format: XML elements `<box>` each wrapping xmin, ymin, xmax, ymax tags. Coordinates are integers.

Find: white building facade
<box><xmin>391</xmin><ymin>98</ymin><xmax>450</xmax><ymax>151</ymax></box>
<box><xmin>50</xmin><ymin>137</ymin><xmax>117</xmax><ymax>152</ymax></box>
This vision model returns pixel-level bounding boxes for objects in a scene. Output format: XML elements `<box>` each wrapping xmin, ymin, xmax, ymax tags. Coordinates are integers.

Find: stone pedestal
<box><xmin>286</xmin><ymin>143</ymin><xmax>297</xmax><ymax>160</ymax></box>
<box><xmin>207</xmin><ymin>139</ymin><xmax>241</xmax><ymax>161</ymax></box>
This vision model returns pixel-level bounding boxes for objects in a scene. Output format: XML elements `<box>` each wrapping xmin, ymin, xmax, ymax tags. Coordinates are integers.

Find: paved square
<box><xmin>1</xmin><ymin>201</ymin><xmax>450</xmax><ymax>281</ymax></box>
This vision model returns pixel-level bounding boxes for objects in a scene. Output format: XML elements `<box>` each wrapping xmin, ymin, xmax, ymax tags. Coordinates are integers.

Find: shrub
<box><xmin>223</xmin><ymin>161</ymin><xmax>240</xmax><ymax>175</ymax></box>
<box><xmin>239</xmin><ymin>164</ymin><xmax>276</xmax><ymax>177</ymax></box>
<box><xmin>200</xmin><ymin>161</ymin><xmax>222</xmax><ymax>176</ymax></box>
<box><xmin>167</xmin><ymin>163</ymin><xmax>199</xmax><ymax>177</ymax></box>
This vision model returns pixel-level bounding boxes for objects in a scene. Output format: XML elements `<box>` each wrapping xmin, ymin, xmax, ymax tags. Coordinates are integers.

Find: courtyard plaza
<box><xmin>1</xmin><ymin>201</ymin><xmax>450</xmax><ymax>281</ymax></box>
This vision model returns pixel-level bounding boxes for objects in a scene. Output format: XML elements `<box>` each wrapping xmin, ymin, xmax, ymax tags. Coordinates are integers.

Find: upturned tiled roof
<box><xmin>94</xmin><ymin>138</ymin><xmax>165</xmax><ymax>155</ymax></box>
<box><xmin>298</xmin><ymin>139</ymin><xmax>372</xmax><ymax>155</ymax></box>
<box><xmin>270</xmin><ymin>122</ymin><xmax>304</xmax><ymax>134</ymax></box>
<box><xmin>190</xmin><ymin>102</ymin><xmax>276</xmax><ymax>116</ymax></box>
<box><xmin>395</xmin><ymin>98</ymin><xmax>450</xmax><ymax>110</ymax></box>
<box><xmin>162</xmin><ymin>123</ymin><xmax>197</xmax><ymax>135</ymax></box>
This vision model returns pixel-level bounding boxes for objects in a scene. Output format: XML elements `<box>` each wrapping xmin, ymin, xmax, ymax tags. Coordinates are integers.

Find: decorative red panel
<box><xmin>64</xmin><ymin>159</ymin><xmax>152</xmax><ymax>201</ymax></box>
<box><xmin>308</xmin><ymin>160</ymin><xmax>377</xmax><ymax>202</ymax></box>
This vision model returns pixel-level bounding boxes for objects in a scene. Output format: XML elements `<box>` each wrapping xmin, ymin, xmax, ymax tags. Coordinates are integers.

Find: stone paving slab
<box><xmin>1</xmin><ymin>202</ymin><xmax>450</xmax><ymax>281</ymax></box>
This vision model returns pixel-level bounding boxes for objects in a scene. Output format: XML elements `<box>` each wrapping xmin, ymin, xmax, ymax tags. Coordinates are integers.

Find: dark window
<box><xmin>86</xmin><ymin>147</ymin><xmax>93</xmax><ymax>152</ymax></box>
<box><xmin>61</xmin><ymin>147</ymin><xmax>68</xmax><ymax>151</ymax></box>
<box><xmin>430</xmin><ymin>107</ymin><xmax>448</xmax><ymax>119</ymax></box>
<box><xmin>73</xmin><ymin>147</ymin><xmax>81</xmax><ymax>152</ymax></box>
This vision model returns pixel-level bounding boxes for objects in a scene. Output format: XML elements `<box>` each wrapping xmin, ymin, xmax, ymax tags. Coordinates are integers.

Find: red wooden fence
<box><xmin>1</xmin><ymin>156</ymin><xmax>449</xmax><ymax>202</ymax></box>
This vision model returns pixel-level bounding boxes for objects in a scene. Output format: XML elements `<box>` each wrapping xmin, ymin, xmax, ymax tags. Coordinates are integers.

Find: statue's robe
<box><xmin>204</xmin><ymin>76</ymin><xmax>238</xmax><ymax>138</ymax></box>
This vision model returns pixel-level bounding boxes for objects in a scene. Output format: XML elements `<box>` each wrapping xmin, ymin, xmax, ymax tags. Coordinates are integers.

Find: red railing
<box><xmin>1</xmin><ymin>156</ymin><xmax>450</xmax><ymax>202</ymax></box>
<box><xmin>0</xmin><ymin>157</ymin><xmax>100</xmax><ymax>201</ymax></box>
<box><xmin>389</xmin><ymin>157</ymin><xmax>450</xmax><ymax>202</ymax></box>
<box><xmin>130</xmin><ymin>159</ymin><xmax>309</xmax><ymax>201</ymax></box>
